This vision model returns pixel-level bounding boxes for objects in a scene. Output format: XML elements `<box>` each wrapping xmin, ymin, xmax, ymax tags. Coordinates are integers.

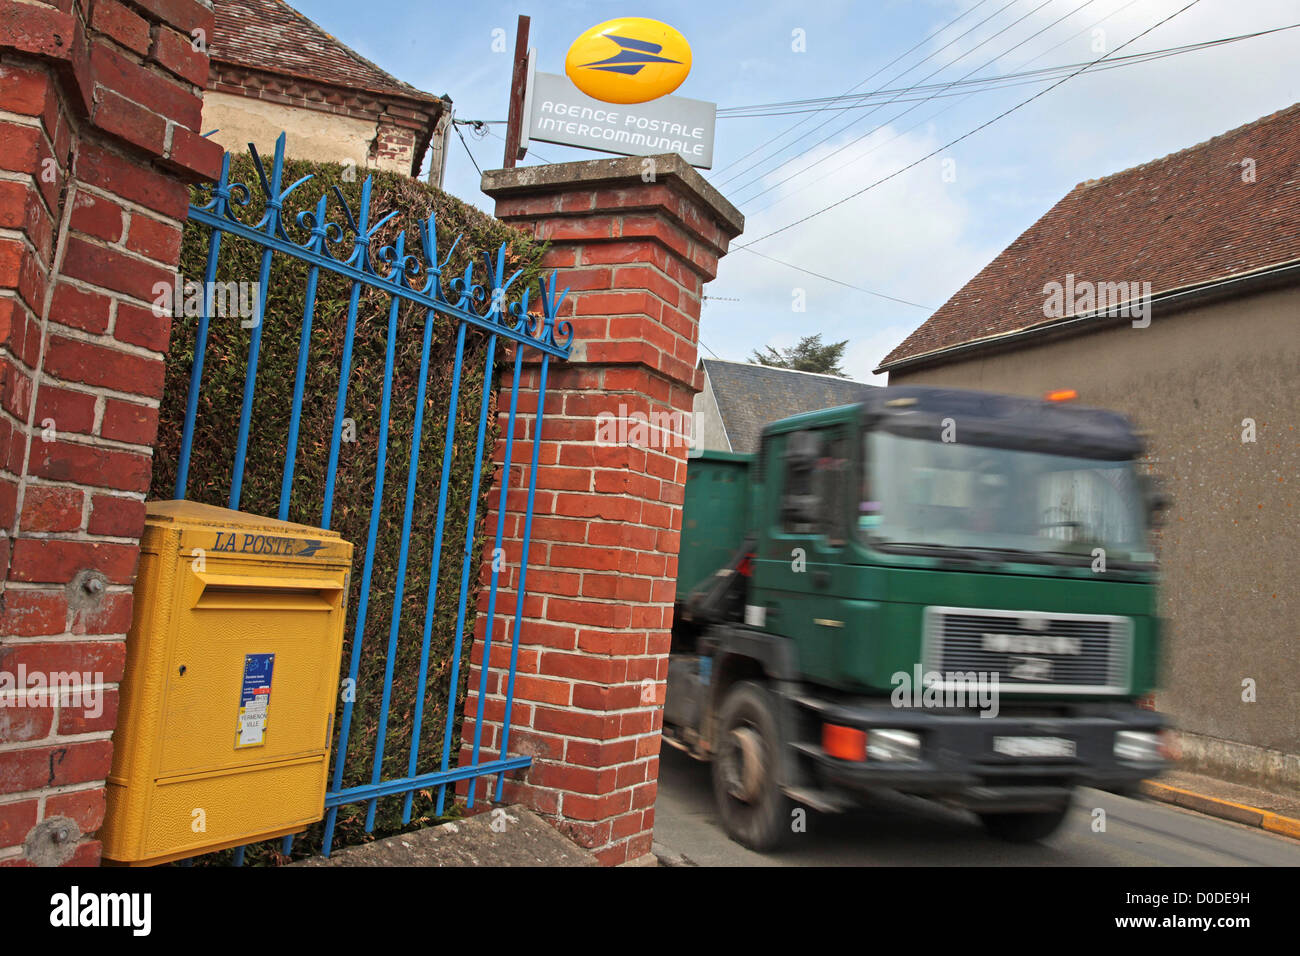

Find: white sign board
<box><xmin>523</xmin><ymin>69</ymin><xmax>716</xmax><ymax>169</ymax></box>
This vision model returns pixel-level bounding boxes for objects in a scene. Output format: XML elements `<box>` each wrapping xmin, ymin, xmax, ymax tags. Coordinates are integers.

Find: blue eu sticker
<box><xmin>235</xmin><ymin>653</ymin><xmax>274</xmax><ymax>749</ymax></box>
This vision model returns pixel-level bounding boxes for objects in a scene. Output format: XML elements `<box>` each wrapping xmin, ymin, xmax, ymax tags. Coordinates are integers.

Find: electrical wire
<box><xmin>717</xmin><ymin>0</ymin><xmax>1029</xmax><ymax>189</ymax></box>
<box><xmin>743</xmin><ymin>0</ymin><xmax>1148</xmax><ymax>218</ymax></box>
<box><xmin>733</xmin><ymin>246</ymin><xmax>938</xmax><ymax>310</ymax></box>
<box><xmin>484</xmin><ymin>126</ymin><xmax>563</xmax><ymax>165</ymax></box>
<box><xmin>710</xmin><ymin>0</ymin><xmax>999</xmax><ymax>179</ymax></box>
<box><xmin>728</xmin><ymin>2</ymin><xmax>1149</xmax><ymax>299</ymax></box>
<box><xmin>734</xmin><ymin>0</ymin><xmax>1205</xmax><ymax>250</ymax></box>
<box><xmin>715</xmin><ymin>25</ymin><xmax>1297</xmax><ymax>118</ymax></box>
<box><xmin>454</xmin><ymin>121</ymin><xmax>484</xmax><ymax>176</ymax></box>
<box><xmin>726</xmin><ymin>0</ymin><xmax>1083</xmax><ymax>203</ymax></box>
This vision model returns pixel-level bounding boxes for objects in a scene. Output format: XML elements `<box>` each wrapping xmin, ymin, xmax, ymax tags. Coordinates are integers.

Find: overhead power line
<box><xmin>721</xmin><ymin>0</ymin><xmax>1071</xmax><ymax>121</ymax></box>
<box><xmin>716</xmin><ymin>25</ymin><xmax>1299</xmax><ymax>119</ymax></box>
<box><xmin>733</xmin><ymin>246</ymin><xmax>937</xmax><ymax>310</ymax></box>
<box><xmin>741</xmin><ymin>0</ymin><xmax>1148</xmax><ymax>219</ymax></box>
<box><xmin>726</xmin><ymin>0</ymin><xmax>1086</xmax><ymax>203</ymax></box>
<box><xmin>710</xmin><ymin>0</ymin><xmax>1000</xmax><ymax>179</ymax></box>
<box><xmin>734</xmin><ymin>0</ymin><xmax>1206</xmax><ymax>251</ymax></box>
<box><xmin>715</xmin><ymin>0</ymin><xmax>1029</xmax><ymax>189</ymax></box>
<box><xmin>713</xmin><ymin>0</ymin><xmax>1148</xmax><ymax>300</ymax></box>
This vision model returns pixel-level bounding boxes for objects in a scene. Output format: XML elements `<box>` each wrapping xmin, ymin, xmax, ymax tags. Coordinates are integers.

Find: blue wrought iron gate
<box><xmin>174</xmin><ymin>133</ymin><xmax>571</xmax><ymax>860</ymax></box>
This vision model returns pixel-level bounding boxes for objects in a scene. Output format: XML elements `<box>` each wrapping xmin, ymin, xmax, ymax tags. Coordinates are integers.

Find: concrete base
<box><xmin>1174</xmin><ymin>730</ymin><xmax>1300</xmax><ymax>796</ymax></box>
<box><xmin>293</xmin><ymin>807</ymin><xmax>598</xmax><ymax>867</ymax></box>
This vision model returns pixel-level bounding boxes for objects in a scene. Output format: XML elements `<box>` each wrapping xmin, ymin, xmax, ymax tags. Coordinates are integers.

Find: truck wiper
<box><xmin>969</xmin><ymin>546</ymin><xmax>1077</xmax><ymax>566</ymax></box>
<box><xmin>874</xmin><ymin>542</ymin><xmax>1011</xmax><ymax>563</ymax></box>
<box><xmin>874</xmin><ymin>542</ymin><xmax>1075</xmax><ymax>566</ymax></box>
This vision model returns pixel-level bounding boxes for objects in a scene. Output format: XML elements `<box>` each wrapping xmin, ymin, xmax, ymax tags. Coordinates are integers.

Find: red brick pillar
<box><xmin>459</xmin><ymin>155</ymin><xmax>743</xmax><ymax>865</ymax></box>
<box><xmin>0</xmin><ymin>0</ymin><xmax>221</xmax><ymax>866</ymax></box>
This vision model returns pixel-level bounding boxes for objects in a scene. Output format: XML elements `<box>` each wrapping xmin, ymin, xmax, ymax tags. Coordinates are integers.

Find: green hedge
<box><xmin>151</xmin><ymin>154</ymin><xmax>547</xmax><ymax>862</ymax></box>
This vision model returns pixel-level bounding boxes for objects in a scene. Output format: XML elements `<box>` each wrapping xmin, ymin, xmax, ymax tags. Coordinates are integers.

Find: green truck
<box><xmin>666</xmin><ymin>385</ymin><xmax>1170</xmax><ymax>850</ymax></box>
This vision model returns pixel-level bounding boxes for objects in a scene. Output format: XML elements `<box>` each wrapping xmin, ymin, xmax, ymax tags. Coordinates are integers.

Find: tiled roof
<box><xmin>702</xmin><ymin>359</ymin><xmax>877</xmax><ymax>454</ymax></box>
<box><xmin>210</xmin><ymin>0</ymin><xmax>439</xmax><ymax>103</ymax></box>
<box><xmin>879</xmin><ymin>102</ymin><xmax>1300</xmax><ymax>370</ymax></box>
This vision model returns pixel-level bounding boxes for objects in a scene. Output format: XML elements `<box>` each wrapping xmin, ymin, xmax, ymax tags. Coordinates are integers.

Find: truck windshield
<box><xmin>860</xmin><ymin>431</ymin><xmax>1152</xmax><ymax>565</ymax></box>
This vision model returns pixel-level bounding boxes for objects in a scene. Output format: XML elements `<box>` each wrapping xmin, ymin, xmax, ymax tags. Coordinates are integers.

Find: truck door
<box><xmin>760</xmin><ymin>426</ymin><xmax>856</xmax><ymax>685</ymax></box>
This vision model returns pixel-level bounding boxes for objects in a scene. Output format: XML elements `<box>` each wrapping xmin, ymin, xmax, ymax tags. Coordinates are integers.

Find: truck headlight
<box><xmin>1114</xmin><ymin>730</ymin><xmax>1162</xmax><ymax>762</ymax></box>
<box><xmin>867</xmin><ymin>729</ymin><xmax>921</xmax><ymax>762</ymax></box>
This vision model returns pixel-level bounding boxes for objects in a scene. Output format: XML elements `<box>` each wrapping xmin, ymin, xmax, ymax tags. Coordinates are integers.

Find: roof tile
<box><xmin>211</xmin><ymin>0</ymin><xmax>438</xmax><ymax>104</ymax></box>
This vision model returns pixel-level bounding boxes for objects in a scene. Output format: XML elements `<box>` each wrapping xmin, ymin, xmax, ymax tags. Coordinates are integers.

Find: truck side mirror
<box><xmin>782</xmin><ymin>430</ymin><xmax>822</xmax><ymax>532</ymax></box>
<box><xmin>1139</xmin><ymin>473</ymin><xmax>1171</xmax><ymax>527</ymax></box>
<box><xmin>785</xmin><ymin>430</ymin><xmax>820</xmax><ymax>462</ymax></box>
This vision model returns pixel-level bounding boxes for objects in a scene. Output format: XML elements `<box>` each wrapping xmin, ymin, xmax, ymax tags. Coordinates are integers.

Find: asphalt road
<box><xmin>653</xmin><ymin>746</ymin><xmax>1300</xmax><ymax>866</ymax></box>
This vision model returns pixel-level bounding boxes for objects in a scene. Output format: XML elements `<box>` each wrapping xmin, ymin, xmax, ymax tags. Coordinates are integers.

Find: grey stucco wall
<box><xmin>691</xmin><ymin>372</ymin><xmax>732</xmax><ymax>453</ymax></box>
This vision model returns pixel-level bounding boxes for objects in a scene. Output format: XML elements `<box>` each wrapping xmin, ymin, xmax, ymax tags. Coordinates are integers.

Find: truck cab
<box><xmin>665</xmin><ymin>386</ymin><xmax>1170</xmax><ymax>850</ymax></box>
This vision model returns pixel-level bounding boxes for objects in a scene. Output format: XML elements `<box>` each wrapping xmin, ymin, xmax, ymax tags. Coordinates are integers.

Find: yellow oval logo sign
<box><xmin>565</xmin><ymin>18</ymin><xmax>692</xmax><ymax>105</ymax></box>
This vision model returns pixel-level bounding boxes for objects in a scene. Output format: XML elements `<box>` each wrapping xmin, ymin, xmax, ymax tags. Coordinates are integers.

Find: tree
<box><xmin>749</xmin><ymin>334</ymin><xmax>849</xmax><ymax>377</ymax></box>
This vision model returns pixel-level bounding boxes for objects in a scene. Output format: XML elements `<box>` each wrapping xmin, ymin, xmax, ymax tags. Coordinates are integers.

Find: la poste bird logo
<box><xmin>564</xmin><ymin>18</ymin><xmax>692</xmax><ymax>105</ymax></box>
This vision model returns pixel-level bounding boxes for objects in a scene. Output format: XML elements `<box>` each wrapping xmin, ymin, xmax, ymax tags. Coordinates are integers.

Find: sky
<box><xmin>289</xmin><ymin>0</ymin><xmax>1299</xmax><ymax>382</ymax></box>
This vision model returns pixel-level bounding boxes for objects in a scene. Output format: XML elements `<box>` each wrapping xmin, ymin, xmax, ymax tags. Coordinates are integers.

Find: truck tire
<box><xmin>711</xmin><ymin>680</ymin><xmax>793</xmax><ymax>852</ymax></box>
<box><xmin>978</xmin><ymin>802</ymin><xmax>1072</xmax><ymax>843</ymax></box>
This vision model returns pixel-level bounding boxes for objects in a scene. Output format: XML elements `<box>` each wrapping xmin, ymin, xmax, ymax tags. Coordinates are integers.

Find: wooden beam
<box><xmin>502</xmin><ymin>15</ymin><xmax>531</xmax><ymax>169</ymax></box>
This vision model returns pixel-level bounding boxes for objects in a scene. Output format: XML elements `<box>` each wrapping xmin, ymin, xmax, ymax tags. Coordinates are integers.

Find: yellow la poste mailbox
<box><xmin>101</xmin><ymin>501</ymin><xmax>353</xmax><ymax>865</ymax></box>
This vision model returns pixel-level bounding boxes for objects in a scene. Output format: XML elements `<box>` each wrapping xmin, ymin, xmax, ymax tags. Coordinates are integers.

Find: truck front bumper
<box><xmin>786</xmin><ymin>694</ymin><xmax>1168</xmax><ymax>811</ymax></box>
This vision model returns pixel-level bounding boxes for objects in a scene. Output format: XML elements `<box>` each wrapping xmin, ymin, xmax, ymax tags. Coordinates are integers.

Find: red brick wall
<box><xmin>458</xmin><ymin>156</ymin><xmax>743</xmax><ymax>866</ymax></box>
<box><xmin>0</xmin><ymin>0</ymin><xmax>220</xmax><ymax>866</ymax></box>
<box><xmin>372</xmin><ymin>118</ymin><xmax>417</xmax><ymax>168</ymax></box>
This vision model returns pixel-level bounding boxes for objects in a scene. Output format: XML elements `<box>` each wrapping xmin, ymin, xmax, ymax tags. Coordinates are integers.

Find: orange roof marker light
<box><xmin>1045</xmin><ymin>388</ymin><xmax>1078</xmax><ymax>402</ymax></box>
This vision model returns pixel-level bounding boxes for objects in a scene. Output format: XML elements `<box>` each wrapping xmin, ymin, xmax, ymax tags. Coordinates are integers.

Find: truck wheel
<box><xmin>978</xmin><ymin>802</ymin><xmax>1072</xmax><ymax>843</ymax></box>
<box><xmin>711</xmin><ymin>680</ymin><xmax>792</xmax><ymax>852</ymax></box>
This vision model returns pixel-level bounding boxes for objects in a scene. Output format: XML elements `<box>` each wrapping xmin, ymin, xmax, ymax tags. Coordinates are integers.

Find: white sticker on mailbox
<box><xmin>235</xmin><ymin>653</ymin><xmax>274</xmax><ymax>748</ymax></box>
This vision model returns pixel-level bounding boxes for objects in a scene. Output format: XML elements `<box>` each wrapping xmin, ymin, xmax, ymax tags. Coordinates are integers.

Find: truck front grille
<box><xmin>923</xmin><ymin>607</ymin><xmax>1130</xmax><ymax>695</ymax></box>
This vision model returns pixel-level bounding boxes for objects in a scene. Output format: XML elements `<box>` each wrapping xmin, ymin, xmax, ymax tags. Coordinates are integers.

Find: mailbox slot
<box><xmin>192</xmin><ymin>572</ymin><xmax>343</xmax><ymax>612</ymax></box>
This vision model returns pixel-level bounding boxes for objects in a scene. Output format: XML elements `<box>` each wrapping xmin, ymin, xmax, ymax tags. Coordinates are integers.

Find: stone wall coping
<box><xmin>482</xmin><ymin>154</ymin><xmax>744</xmax><ymax>239</ymax></box>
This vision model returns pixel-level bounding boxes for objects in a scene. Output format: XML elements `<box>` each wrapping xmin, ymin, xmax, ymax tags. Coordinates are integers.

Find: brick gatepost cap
<box><xmin>481</xmin><ymin>153</ymin><xmax>745</xmax><ymax>240</ymax></box>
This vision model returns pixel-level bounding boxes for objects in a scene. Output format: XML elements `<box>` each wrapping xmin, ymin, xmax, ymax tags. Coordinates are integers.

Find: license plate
<box><xmin>993</xmin><ymin>736</ymin><xmax>1076</xmax><ymax>758</ymax></box>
